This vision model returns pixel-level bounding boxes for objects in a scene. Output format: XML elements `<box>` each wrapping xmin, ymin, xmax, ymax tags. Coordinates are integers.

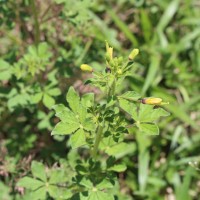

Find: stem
<box><xmin>91</xmin><ymin>76</ymin><xmax>117</xmax><ymax>159</ymax></box>
<box><xmin>91</xmin><ymin>124</ymin><xmax>104</xmax><ymax>159</ymax></box>
<box><xmin>30</xmin><ymin>0</ymin><xmax>40</xmax><ymax>46</ymax></box>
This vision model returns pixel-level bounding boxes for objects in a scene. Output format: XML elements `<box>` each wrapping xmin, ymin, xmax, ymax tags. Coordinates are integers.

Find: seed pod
<box><xmin>80</xmin><ymin>64</ymin><xmax>93</xmax><ymax>72</ymax></box>
<box><xmin>129</xmin><ymin>48</ymin><xmax>139</xmax><ymax>60</ymax></box>
<box><xmin>141</xmin><ymin>97</ymin><xmax>163</xmax><ymax>105</ymax></box>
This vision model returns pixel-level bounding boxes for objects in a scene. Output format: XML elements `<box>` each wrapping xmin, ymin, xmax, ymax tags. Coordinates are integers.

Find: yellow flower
<box><xmin>80</xmin><ymin>64</ymin><xmax>93</xmax><ymax>72</ymax></box>
<box><xmin>129</xmin><ymin>48</ymin><xmax>139</xmax><ymax>60</ymax></box>
<box><xmin>141</xmin><ymin>97</ymin><xmax>163</xmax><ymax>105</ymax></box>
<box><xmin>105</xmin><ymin>41</ymin><xmax>113</xmax><ymax>61</ymax></box>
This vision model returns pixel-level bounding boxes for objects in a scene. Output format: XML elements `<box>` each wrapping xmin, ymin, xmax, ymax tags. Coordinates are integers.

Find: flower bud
<box><xmin>105</xmin><ymin>41</ymin><xmax>113</xmax><ymax>61</ymax></box>
<box><xmin>129</xmin><ymin>48</ymin><xmax>139</xmax><ymax>60</ymax></box>
<box><xmin>80</xmin><ymin>64</ymin><xmax>93</xmax><ymax>72</ymax></box>
<box><xmin>117</xmin><ymin>69</ymin><xmax>122</xmax><ymax>75</ymax></box>
<box><xmin>141</xmin><ymin>97</ymin><xmax>162</xmax><ymax>105</ymax></box>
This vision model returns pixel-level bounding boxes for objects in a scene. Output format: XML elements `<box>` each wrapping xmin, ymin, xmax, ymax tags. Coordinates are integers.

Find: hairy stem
<box><xmin>92</xmin><ymin>124</ymin><xmax>104</xmax><ymax>159</ymax></box>
<box><xmin>92</xmin><ymin>76</ymin><xmax>117</xmax><ymax>159</ymax></box>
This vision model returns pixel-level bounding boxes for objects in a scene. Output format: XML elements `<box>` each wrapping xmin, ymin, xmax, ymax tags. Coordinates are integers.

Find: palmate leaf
<box><xmin>118</xmin><ymin>99</ymin><xmax>137</xmax><ymax>119</ymax></box>
<box><xmin>118</xmin><ymin>91</ymin><xmax>141</xmax><ymax>101</ymax></box>
<box><xmin>137</xmin><ymin>104</ymin><xmax>170</xmax><ymax>122</ymax></box>
<box><xmin>70</xmin><ymin>129</ymin><xmax>86</xmax><ymax>149</ymax></box>
<box><xmin>43</xmin><ymin>93</ymin><xmax>55</xmax><ymax>108</ymax></box>
<box><xmin>48</xmin><ymin>185</ymin><xmax>72</xmax><ymax>199</ymax></box>
<box><xmin>51</xmin><ymin>121</ymin><xmax>79</xmax><ymax>135</ymax></box>
<box><xmin>66</xmin><ymin>87</ymin><xmax>80</xmax><ymax>113</ymax></box>
<box><xmin>138</xmin><ymin>123</ymin><xmax>159</xmax><ymax>135</ymax></box>
<box><xmin>17</xmin><ymin>177</ymin><xmax>44</xmax><ymax>190</ymax></box>
<box><xmin>53</xmin><ymin>105</ymin><xmax>78</xmax><ymax>123</ymax></box>
<box><xmin>31</xmin><ymin>161</ymin><xmax>47</xmax><ymax>182</ymax></box>
<box><xmin>30</xmin><ymin>187</ymin><xmax>46</xmax><ymax>200</ymax></box>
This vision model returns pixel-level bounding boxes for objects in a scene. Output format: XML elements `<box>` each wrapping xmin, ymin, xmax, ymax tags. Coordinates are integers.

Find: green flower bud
<box><xmin>129</xmin><ymin>48</ymin><xmax>139</xmax><ymax>60</ymax></box>
<box><xmin>80</xmin><ymin>64</ymin><xmax>93</xmax><ymax>72</ymax></box>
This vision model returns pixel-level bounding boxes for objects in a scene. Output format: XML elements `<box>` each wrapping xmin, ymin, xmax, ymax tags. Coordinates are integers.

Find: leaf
<box><xmin>53</xmin><ymin>106</ymin><xmax>78</xmax><ymax>123</ymax></box>
<box><xmin>118</xmin><ymin>91</ymin><xmax>141</xmax><ymax>101</ymax></box>
<box><xmin>51</xmin><ymin>121</ymin><xmax>79</xmax><ymax>135</ymax></box>
<box><xmin>43</xmin><ymin>93</ymin><xmax>55</xmax><ymax>108</ymax></box>
<box><xmin>17</xmin><ymin>177</ymin><xmax>44</xmax><ymax>190</ymax></box>
<box><xmin>49</xmin><ymin>169</ymin><xmax>66</xmax><ymax>184</ymax></box>
<box><xmin>118</xmin><ymin>99</ymin><xmax>137</xmax><ymax>119</ymax></box>
<box><xmin>149</xmin><ymin>107</ymin><xmax>170</xmax><ymax>121</ymax></box>
<box><xmin>30</xmin><ymin>186</ymin><xmax>46</xmax><ymax>200</ymax></box>
<box><xmin>47</xmin><ymin>88</ymin><xmax>61</xmax><ymax>96</ymax></box>
<box><xmin>32</xmin><ymin>92</ymin><xmax>43</xmax><ymax>103</ymax></box>
<box><xmin>48</xmin><ymin>185</ymin><xmax>72</xmax><ymax>199</ymax></box>
<box><xmin>137</xmin><ymin>104</ymin><xmax>170</xmax><ymax>122</ymax></box>
<box><xmin>0</xmin><ymin>59</ymin><xmax>12</xmax><ymax>80</ymax></box>
<box><xmin>82</xmin><ymin>118</ymin><xmax>95</xmax><ymax>132</ymax></box>
<box><xmin>52</xmin><ymin>104</ymin><xmax>66</xmax><ymax>114</ymax></box>
<box><xmin>96</xmin><ymin>179</ymin><xmax>114</xmax><ymax>190</ymax></box>
<box><xmin>88</xmin><ymin>190</ymin><xmax>115</xmax><ymax>200</ymax></box>
<box><xmin>78</xmin><ymin>104</ymin><xmax>87</xmax><ymax>124</ymax></box>
<box><xmin>31</xmin><ymin>161</ymin><xmax>47</xmax><ymax>182</ymax></box>
<box><xmin>81</xmin><ymin>93</ymin><xmax>94</xmax><ymax>107</ymax></box>
<box><xmin>66</xmin><ymin>87</ymin><xmax>80</xmax><ymax>113</ymax></box>
<box><xmin>70</xmin><ymin>128</ymin><xmax>86</xmax><ymax>149</ymax></box>
<box><xmin>138</xmin><ymin>123</ymin><xmax>159</xmax><ymax>135</ymax></box>
<box><xmin>108</xmin><ymin>164</ymin><xmax>127</xmax><ymax>172</ymax></box>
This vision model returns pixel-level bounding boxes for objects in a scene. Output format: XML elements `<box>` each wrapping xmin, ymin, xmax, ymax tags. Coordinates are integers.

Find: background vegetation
<box><xmin>0</xmin><ymin>0</ymin><xmax>200</xmax><ymax>199</ymax></box>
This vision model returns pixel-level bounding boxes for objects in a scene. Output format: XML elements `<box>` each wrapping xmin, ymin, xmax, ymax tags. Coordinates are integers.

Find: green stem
<box><xmin>30</xmin><ymin>0</ymin><xmax>40</xmax><ymax>46</ymax></box>
<box><xmin>91</xmin><ymin>76</ymin><xmax>117</xmax><ymax>159</ymax></box>
<box><xmin>91</xmin><ymin>124</ymin><xmax>104</xmax><ymax>159</ymax></box>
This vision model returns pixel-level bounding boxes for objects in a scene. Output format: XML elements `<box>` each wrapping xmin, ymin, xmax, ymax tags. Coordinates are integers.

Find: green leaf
<box><xmin>17</xmin><ymin>177</ymin><xmax>44</xmax><ymax>190</ymax></box>
<box><xmin>96</xmin><ymin>179</ymin><xmax>114</xmax><ymax>190</ymax></box>
<box><xmin>51</xmin><ymin>121</ymin><xmax>79</xmax><ymax>135</ymax></box>
<box><xmin>49</xmin><ymin>169</ymin><xmax>66</xmax><ymax>184</ymax></box>
<box><xmin>52</xmin><ymin>104</ymin><xmax>66</xmax><ymax>114</ymax></box>
<box><xmin>32</xmin><ymin>92</ymin><xmax>43</xmax><ymax>103</ymax></box>
<box><xmin>108</xmin><ymin>164</ymin><xmax>127</xmax><ymax>172</ymax></box>
<box><xmin>31</xmin><ymin>161</ymin><xmax>47</xmax><ymax>182</ymax></box>
<box><xmin>43</xmin><ymin>93</ymin><xmax>55</xmax><ymax>108</ymax></box>
<box><xmin>138</xmin><ymin>123</ymin><xmax>159</xmax><ymax>135</ymax></box>
<box><xmin>47</xmin><ymin>88</ymin><xmax>61</xmax><ymax>96</ymax></box>
<box><xmin>149</xmin><ymin>107</ymin><xmax>170</xmax><ymax>121</ymax></box>
<box><xmin>66</xmin><ymin>87</ymin><xmax>80</xmax><ymax>113</ymax></box>
<box><xmin>70</xmin><ymin>129</ymin><xmax>86</xmax><ymax>149</ymax></box>
<box><xmin>81</xmin><ymin>93</ymin><xmax>94</xmax><ymax>107</ymax></box>
<box><xmin>78</xmin><ymin>104</ymin><xmax>87</xmax><ymax>124</ymax></box>
<box><xmin>82</xmin><ymin>118</ymin><xmax>95</xmax><ymax>132</ymax></box>
<box><xmin>137</xmin><ymin>104</ymin><xmax>170</xmax><ymax>122</ymax></box>
<box><xmin>119</xmin><ymin>99</ymin><xmax>137</xmax><ymax>119</ymax></box>
<box><xmin>48</xmin><ymin>185</ymin><xmax>72</xmax><ymax>199</ymax></box>
<box><xmin>118</xmin><ymin>91</ymin><xmax>141</xmax><ymax>101</ymax></box>
<box><xmin>0</xmin><ymin>59</ymin><xmax>12</xmax><ymax>80</ymax></box>
<box><xmin>30</xmin><ymin>186</ymin><xmax>46</xmax><ymax>200</ymax></box>
<box><xmin>53</xmin><ymin>106</ymin><xmax>78</xmax><ymax>123</ymax></box>
<box><xmin>88</xmin><ymin>190</ymin><xmax>115</xmax><ymax>200</ymax></box>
